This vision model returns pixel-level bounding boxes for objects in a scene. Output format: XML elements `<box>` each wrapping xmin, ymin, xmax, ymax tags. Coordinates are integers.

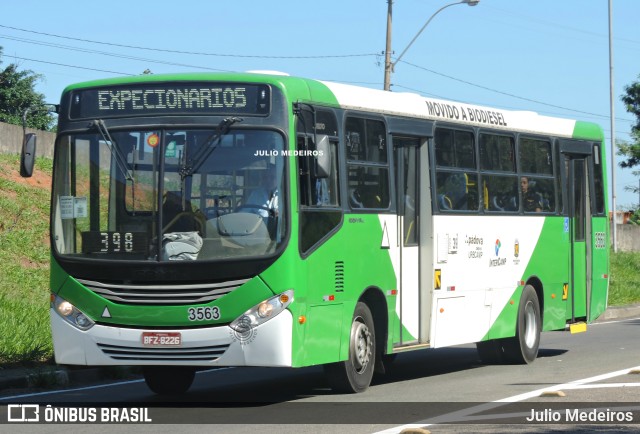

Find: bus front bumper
<box><xmin>50</xmin><ymin>308</ymin><xmax>293</xmax><ymax>367</ymax></box>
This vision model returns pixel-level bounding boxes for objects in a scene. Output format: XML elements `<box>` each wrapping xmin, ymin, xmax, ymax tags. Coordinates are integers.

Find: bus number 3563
<box><xmin>187</xmin><ymin>307</ymin><xmax>221</xmax><ymax>321</ymax></box>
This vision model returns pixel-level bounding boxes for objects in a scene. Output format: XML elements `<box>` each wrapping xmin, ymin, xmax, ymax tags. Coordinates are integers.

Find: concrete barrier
<box><xmin>613</xmin><ymin>224</ymin><xmax>640</xmax><ymax>252</ymax></box>
<box><xmin>0</xmin><ymin>121</ymin><xmax>55</xmax><ymax>159</ymax></box>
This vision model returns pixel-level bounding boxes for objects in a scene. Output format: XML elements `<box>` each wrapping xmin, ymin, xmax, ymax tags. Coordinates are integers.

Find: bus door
<box><xmin>560</xmin><ymin>140</ymin><xmax>593</xmax><ymax>323</ymax></box>
<box><xmin>393</xmin><ymin>136</ymin><xmax>425</xmax><ymax>345</ymax></box>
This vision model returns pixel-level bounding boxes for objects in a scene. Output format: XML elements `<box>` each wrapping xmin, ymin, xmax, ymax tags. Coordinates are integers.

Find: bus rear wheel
<box><xmin>324</xmin><ymin>302</ymin><xmax>376</xmax><ymax>393</ymax></box>
<box><xmin>143</xmin><ymin>366</ymin><xmax>195</xmax><ymax>395</ymax></box>
<box><xmin>503</xmin><ymin>285</ymin><xmax>541</xmax><ymax>364</ymax></box>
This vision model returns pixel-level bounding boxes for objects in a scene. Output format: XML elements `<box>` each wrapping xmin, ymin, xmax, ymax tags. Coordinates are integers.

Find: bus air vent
<box><xmin>97</xmin><ymin>342</ymin><xmax>229</xmax><ymax>361</ymax></box>
<box><xmin>77</xmin><ymin>278</ymin><xmax>250</xmax><ymax>305</ymax></box>
<box><xmin>335</xmin><ymin>261</ymin><xmax>345</xmax><ymax>292</ymax></box>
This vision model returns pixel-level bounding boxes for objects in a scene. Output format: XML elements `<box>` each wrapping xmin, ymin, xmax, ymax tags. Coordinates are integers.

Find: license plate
<box><xmin>141</xmin><ymin>332</ymin><xmax>182</xmax><ymax>347</ymax></box>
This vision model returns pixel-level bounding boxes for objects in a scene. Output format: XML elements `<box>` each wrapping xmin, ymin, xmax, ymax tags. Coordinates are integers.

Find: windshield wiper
<box><xmin>91</xmin><ymin>119</ymin><xmax>133</xmax><ymax>181</ymax></box>
<box><xmin>179</xmin><ymin>117</ymin><xmax>243</xmax><ymax>179</ymax></box>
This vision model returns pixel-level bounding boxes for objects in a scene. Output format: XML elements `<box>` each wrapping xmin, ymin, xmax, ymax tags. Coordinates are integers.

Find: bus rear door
<box><xmin>561</xmin><ymin>140</ymin><xmax>593</xmax><ymax>324</ymax></box>
<box><xmin>392</xmin><ymin>135</ymin><xmax>434</xmax><ymax>346</ymax></box>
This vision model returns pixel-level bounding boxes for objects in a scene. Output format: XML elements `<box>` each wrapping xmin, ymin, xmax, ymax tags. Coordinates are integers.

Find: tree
<box><xmin>0</xmin><ymin>47</ymin><xmax>55</xmax><ymax>131</ymax></box>
<box><xmin>618</xmin><ymin>75</ymin><xmax>640</xmax><ymax>194</ymax></box>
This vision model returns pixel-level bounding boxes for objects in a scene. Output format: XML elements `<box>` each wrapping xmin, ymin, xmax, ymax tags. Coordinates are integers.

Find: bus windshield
<box><xmin>51</xmin><ymin>128</ymin><xmax>286</xmax><ymax>262</ymax></box>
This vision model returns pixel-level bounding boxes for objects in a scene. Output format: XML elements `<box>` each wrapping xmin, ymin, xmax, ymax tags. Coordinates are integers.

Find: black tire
<box><xmin>143</xmin><ymin>366</ymin><xmax>195</xmax><ymax>395</ymax></box>
<box><xmin>324</xmin><ymin>302</ymin><xmax>376</xmax><ymax>393</ymax></box>
<box><xmin>503</xmin><ymin>285</ymin><xmax>541</xmax><ymax>364</ymax></box>
<box><xmin>475</xmin><ymin>339</ymin><xmax>505</xmax><ymax>364</ymax></box>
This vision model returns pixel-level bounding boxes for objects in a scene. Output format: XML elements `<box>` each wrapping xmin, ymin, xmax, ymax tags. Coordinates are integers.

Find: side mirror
<box><xmin>20</xmin><ymin>133</ymin><xmax>37</xmax><ymax>178</ymax></box>
<box><xmin>313</xmin><ymin>135</ymin><xmax>331</xmax><ymax>179</ymax></box>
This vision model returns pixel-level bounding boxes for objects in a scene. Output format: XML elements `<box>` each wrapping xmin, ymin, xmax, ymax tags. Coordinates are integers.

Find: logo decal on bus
<box><xmin>494</xmin><ymin>239</ymin><xmax>502</xmax><ymax>256</ymax></box>
<box><xmin>229</xmin><ymin>315</ymin><xmax>257</xmax><ymax>344</ymax></box>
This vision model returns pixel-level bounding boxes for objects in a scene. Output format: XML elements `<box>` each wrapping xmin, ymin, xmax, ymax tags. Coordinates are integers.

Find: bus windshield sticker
<box><xmin>59</xmin><ymin>196</ymin><xmax>87</xmax><ymax>219</ymax></box>
<box><xmin>59</xmin><ymin>196</ymin><xmax>75</xmax><ymax>219</ymax></box>
<box><xmin>74</xmin><ymin>197</ymin><xmax>88</xmax><ymax>218</ymax></box>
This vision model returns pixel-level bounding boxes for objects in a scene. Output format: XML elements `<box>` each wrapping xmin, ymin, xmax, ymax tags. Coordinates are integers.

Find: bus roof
<box><xmin>62</xmin><ymin>71</ymin><xmax>603</xmax><ymax>141</ymax></box>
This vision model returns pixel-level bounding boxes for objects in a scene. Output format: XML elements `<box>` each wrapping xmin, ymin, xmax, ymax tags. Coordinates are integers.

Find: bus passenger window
<box><xmin>593</xmin><ymin>144</ymin><xmax>605</xmax><ymax>215</ymax></box>
<box><xmin>436</xmin><ymin>171</ymin><xmax>478</xmax><ymax>211</ymax></box>
<box><xmin>435</xmin><ymin>128</ymin><xmax>475</xmax><ymax>169</ymax></box>
<box><xmin>348</xmin><ymin>166</ymin><xmax>389</xmax><ymax>209</ymax></box>
<box><xmin>519</xmin><ymin>138</ymin><xmax>553</xmax><ymax>175</ymax></box>
<box><xmin>346</xmin><ymin>118</ymin><xmax>387</xmax><ymax>163</ymax></box>
<box><xmin>522</xmin><ymin>177</ymin><xmax>555</xmax><ymax>213</ymax></box>
<box><xmin>483</xmin><ymin>175</ymin><xmax>519</xmax><ymax>212</ymax></box>
<box><xmin>480</xmin><ymin>133</ymin><xmax>515</xmax><ymax>172</ymax></box>
<box><xmin>519</xmin><ymin>137</ymin><xmax>556</xmax><ymax>213</ymax></box>
<box><xmin>346</xmin><ymin>116</ymin><xmax>390</xmax><ymax>211</ymax></box>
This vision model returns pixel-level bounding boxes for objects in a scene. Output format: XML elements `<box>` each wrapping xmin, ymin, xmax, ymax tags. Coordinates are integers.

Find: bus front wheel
<box><xmin>503</xmin><ymin>285</ymin><xmax>541</xmax><ymax>364</ymax></box>
<box><xmin>324</xmin><ymin>302</ymin><xmax>376</xmax><ymax>393</ymax></box>
<box><xmin>143</xmin><ymin>366</ymin><xmax>195</xmax><ymax>395</ymax></box>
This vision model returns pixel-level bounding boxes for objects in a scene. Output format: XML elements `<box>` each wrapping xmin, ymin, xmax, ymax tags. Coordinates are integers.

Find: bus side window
<box><xmin>519</xmin><ymin>137</ymin><xmax>556</xmax><ymax>213</ymax></box>
<box><xmin>437</xmin><ymin>172</ymin><xmax>478</xmax><ymax>211</ymax></box>
<box><xmin>483</xmin><ymin>175</ymin><xmax>519</xmax><ymax>212</ymax></box>
<box><xmin>346</xmin><ymin>117</ymin><xmax>390</xmax><ymax>211</ymax></box>
<box><xmin>434</xmin><ymin>127</ymin><xmax>478</xmax><ymax>212</ymax></box>
<box><xmin>297</xmin><ymin>121</ymin><xmax>342</xmax><ymax>254</ymax></box>
<box><xmin>526</xmin><ymin>178</ymin><xmax>555</xmax><ymax>212</ymax></box>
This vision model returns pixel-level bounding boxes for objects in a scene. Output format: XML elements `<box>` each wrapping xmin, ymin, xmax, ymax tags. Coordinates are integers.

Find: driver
<box><xmin>244</xmin><ymin>165</ymin><xmax>279</xmax><ymax>218</ymax></box>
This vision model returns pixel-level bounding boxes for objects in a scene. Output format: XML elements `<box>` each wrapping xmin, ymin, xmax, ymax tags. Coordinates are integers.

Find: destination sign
<box><xmin>69</xmin><ymin>83</ymin><xmax>271</xmax><ymax>119</ymax></box>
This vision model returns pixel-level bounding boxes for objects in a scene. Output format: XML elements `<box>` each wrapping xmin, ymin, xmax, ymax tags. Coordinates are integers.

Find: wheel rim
<box><xmin>350</xmin><ymin>316</ymin><xmax>372</xmax><ymax>373</ymax></box>
<box><xmin>523</xmin><ymin>301</ymin><xmax>538</xmax><ymax>349</ymax></box>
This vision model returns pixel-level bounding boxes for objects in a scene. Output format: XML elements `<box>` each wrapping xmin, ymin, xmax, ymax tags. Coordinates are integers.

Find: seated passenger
<box><xmin>521</xmin><ymin>176</ymin><xmax>542</xmax><ymax>212</ymax></box>
<box><xmin>444</xmin><ymin>173</ymin><xmax>468</xmax><ymax>210</ymax></box>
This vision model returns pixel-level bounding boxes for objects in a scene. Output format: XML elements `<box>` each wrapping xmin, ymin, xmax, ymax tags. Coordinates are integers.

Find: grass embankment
<box><xmin>0</xmin><ymin>153</ymin><xmax>52</xmax><ymax>365</ymax></box>
<box><xmin>0</xmin><ymin>152</ymin><xmax>638</xmax><ymax>366</ymax></box>
<box><xmin>609</xmin><ymin>251</ymin><xmax>640</xmax><ymax>306</ymax></box>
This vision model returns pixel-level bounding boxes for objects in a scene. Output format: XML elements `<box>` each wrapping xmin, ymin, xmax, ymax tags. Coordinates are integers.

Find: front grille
<box><xmin>97</xmin><ymin>343</ymin><xmax>229</xmax><ymax>361</ymax></box>
<box><xmin>78</xmin><ymin>278</ymin><xmax>249</xmax><ymax>305</ymax></box>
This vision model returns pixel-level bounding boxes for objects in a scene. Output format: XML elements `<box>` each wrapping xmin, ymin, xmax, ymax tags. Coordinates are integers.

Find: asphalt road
<box><xmin>1</xmin><ymin>316</ymin><xmax>639</xmax><ymax>433</ymax></box>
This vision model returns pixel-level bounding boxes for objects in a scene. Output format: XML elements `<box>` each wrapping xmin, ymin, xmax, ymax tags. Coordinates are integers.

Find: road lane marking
<box><xmin>559</xmin><ymin>382</ymin><xmax>640</xmax><ymax>389</ymax></box>
<box><xmin>591</xmin><ymin>317</ymin><xmax>640</xmax><ymax>325</ymax></box>
<box><xmin>0</xmin><ymin>367</ymin><xmax>231</xmax><ymax>401</ymax></box>
<box><xmin>374</xmin><ymin>364</ymin><xmax>640</xmax><ymax>433</ymax></box>
<box><xmin>0</xmin><ymin>378</ymin><xmax>146</xmax><ymax>401</ymax></box>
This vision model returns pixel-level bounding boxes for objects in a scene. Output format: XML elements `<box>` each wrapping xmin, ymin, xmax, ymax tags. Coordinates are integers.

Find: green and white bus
<box><xmin>21</xmin><ymin>72</ymin><xmax>609</xmax><ymax>394</ymax></box>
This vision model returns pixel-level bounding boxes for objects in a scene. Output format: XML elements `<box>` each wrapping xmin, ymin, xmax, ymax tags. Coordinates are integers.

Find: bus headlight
<box><xmin>51</xmin><ymin>294</ymin><xmax>95</xmax><ymax>331</ymax></box>
<box><xmin>230</xmin><ymin>290</ymin><xmax>293</xmax><ymax>332</ymax></box>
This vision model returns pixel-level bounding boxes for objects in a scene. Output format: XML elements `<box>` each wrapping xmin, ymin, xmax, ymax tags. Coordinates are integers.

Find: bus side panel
<box><xmin>589</xmin><ymin>216</ymin><xmax>609</xmax><ymax>321</ymax></box>
<box><xmin>533</xmin><ymin>217</ymin><xmax>573</xmax><ymax>330</ymax></box>
<box><xmin>431</xmin><ymin>215</ymin><xmax>550</xmax><ymax>346</ymax></box>
<box><xmin>291</xmin><ymin>214</ymin><xmax>396</xmax><ymax>366</ymax></box>
<box><xmin>481</xmin><ymin>217</ymin><xmax>570</xmax><ymax>341</ymax></box>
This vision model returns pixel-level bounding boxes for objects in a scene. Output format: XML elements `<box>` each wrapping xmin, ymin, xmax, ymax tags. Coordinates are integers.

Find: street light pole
<box><xmin>384</xmin><ymin>0</ymin><xmax>393</xmax><ymax>91</ymax></box>
<box><xmin>383</xmin><ymin>0</ymin><xmax>479</xmax><ymax>91</ymax></box>
<box><xmin>608</xmin><ymin>0</ymin><xmax>617</xmax><ymax>252</ymax></box>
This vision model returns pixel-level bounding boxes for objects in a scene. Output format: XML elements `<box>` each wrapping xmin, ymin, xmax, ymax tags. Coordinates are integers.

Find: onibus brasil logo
<box><xmin>229</xmin><ymin>315</ymin><xmax>258</xmax><ymax>344</ymax></box>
